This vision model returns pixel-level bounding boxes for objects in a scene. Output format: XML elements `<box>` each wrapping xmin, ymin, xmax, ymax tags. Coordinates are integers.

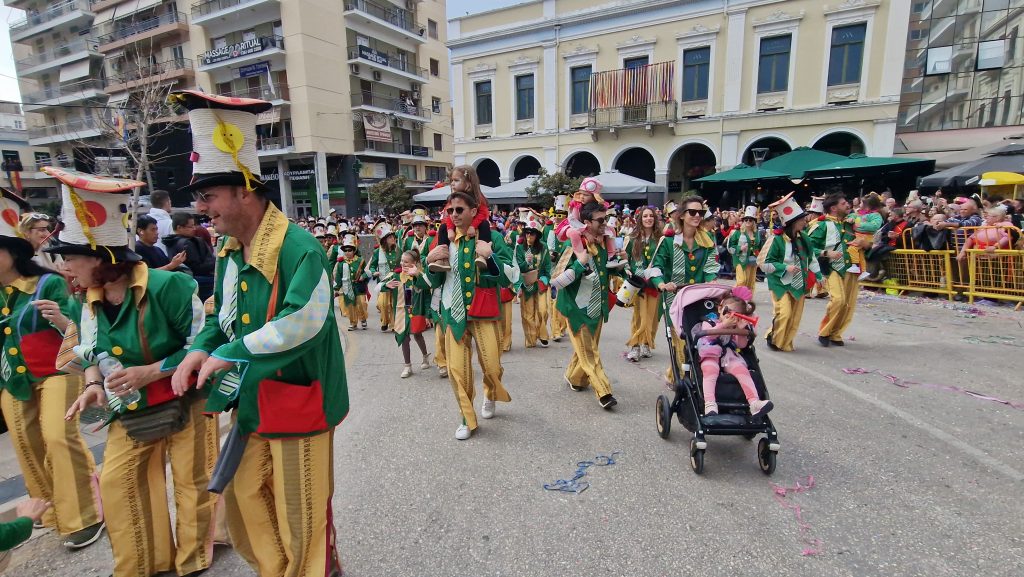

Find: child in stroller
<box><xmin>694</xmin><ymin>286</ymin><xmax>773</xmax><ymax>417</ymax></box>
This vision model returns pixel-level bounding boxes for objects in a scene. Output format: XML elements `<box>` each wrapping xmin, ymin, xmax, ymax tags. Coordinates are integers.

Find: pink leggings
<box><xmin>566</xmin><ymin>227</ymin><xmax>617</xmax><ymax>258</ymax></box>
<box><xmin>700</xmin><ymin>358</ymin><xmax>759</xmax><ymax>403</ymax></box>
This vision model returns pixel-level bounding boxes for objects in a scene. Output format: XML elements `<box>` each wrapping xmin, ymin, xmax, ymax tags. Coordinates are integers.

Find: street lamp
<box><xmin>751</xmin><ymin>147</ymin><xmax>770</xmax><ymax>168</ymax></box>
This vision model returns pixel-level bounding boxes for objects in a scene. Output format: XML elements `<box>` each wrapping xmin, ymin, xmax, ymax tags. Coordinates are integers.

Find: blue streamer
<box><xmin>543</xmin><ymin>451</ymin><xmax>622</xmax><ymax>494</ymax></box>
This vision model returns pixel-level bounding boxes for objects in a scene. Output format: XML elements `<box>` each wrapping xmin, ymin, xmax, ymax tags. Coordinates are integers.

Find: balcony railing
<box><xmin>29</xmin><ymin>157</ymin><xmax>75</xmax><ymax>170</ymax></box>
<box><xmin>354</xmin><ymin>139</ymin><xmax>431</xmax><ymax>157</ymax></box>
<box><xmin>222</xmin><ymin>82</ymin><xmax>289</xmax><ymax>101</ymax></box>
<box><xmin>22</xmin><ymin>78</ymin><xmax>104</xmax><ymax>104</ymax></box>
<box><xmin>192</xmin><ymin>0</ymin><xmax>270</xmax><ymax>18</ymax></box>
<box><xmin>351</xmin><ymin>91</ymin><xmax>430</xmax><ymax>119</ymax></box>
<box><xmin>347</xmin><ymin>45</ymin><xmax>427</xmax><ymax>78</ymax></box>
<box><xmin>199</xmin><ymin>35</ymin><xmax>284</xmax><ymax>67</ymax></box>
<box><xmin>15</xmin><ymin>39</ymin><xmax>99</xmax><ymax>70</ymax></box>
<box><xmin>588</xmin><ymin>101</ymin><xmax>677</xmax><ymax>129</ymax></box>
<box><xmin>344</xmin><ymin>0</ymin><xmax>419</xmax><ymax>34</ymax></box>
<box><xmin>108</xmin><ymin>58</ymin><xmax>193</xmax><ymax>85</ymax></box>
<box><xmin>10</xmin><ymin>0</ymin><xmax>93</xmax><ymax>34</ymax></box>
<box><xmin>257</xmin><ymin>135</ymin><xmax>294</xmax><ymax>151</ymax></box>
<box><xmin>28</xmin><ymin>116</ymin><xmax>101</xmax><ymax>140</ymax></box>
<box><xmin>96</xmin><ymin>11</ymin><xmax>186</xmax><ymax>45</ymax></box>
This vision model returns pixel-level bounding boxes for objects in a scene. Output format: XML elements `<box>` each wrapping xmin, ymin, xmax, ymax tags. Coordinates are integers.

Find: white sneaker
<box><xmin>858</xmin><ymin>271</ymin><xmax>871</xmax><ymax>281</ymax></box>
<box><xmin>401</xmin><ymin>365</ymin><xmax>412</xmax><ymax>378</ymax></box>
<box><xmin>455</xmin><ymin>424</ymin><xmax>471</xmax><ymax>440</ymax></box>
<box><xmin>640</xmin><ymin>344</ymin><xmax>652</xmax><ymax>358</ymax></box>
<box><xmin>538</xmin><ymin>339</ymin><xmax>549</xmax><ymax>348</ymax></box>
<box><xmin>626</xmin><ymin>346</ymin><xmax>640</xmax><ymax>362</ymax></box>
<box><xmin>847</xmin><ymin>264</ymin><xmax>861</xmax><ymax>274</ymax></box>
<box><xmin>439</xmin><ymin>366</ymin><xmax>448</xmax><ymax>378</ymax></box>
<box><xmin>481</xmin><ymin>399</ymin><xmax>495</xmax><ymax>419</ymax></box>
<box><xmin>420</xmin><ymin>354</ymin><xmax>431</xmax><ymax>370</ymax></box>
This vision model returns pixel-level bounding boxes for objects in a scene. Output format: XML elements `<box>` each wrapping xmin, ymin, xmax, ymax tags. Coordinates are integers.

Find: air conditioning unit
<box><xmin>372</xmin><ymin>70</ymin><xmax>382</xmax><ymax>81</ymax></box>
<box><xmin>350</xmin><ymin>63</ymin><xmax>360</xmax><ymax>75</ymax></box>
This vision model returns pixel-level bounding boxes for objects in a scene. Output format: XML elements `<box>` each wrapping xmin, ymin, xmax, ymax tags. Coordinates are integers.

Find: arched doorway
<box><xmin>474</xmin><ymin>158</ymin><xmax>501</xmax><ymax>188</ymax></box>
<box><xmin>741</xmin><ymin>137</ymin><xmax>792</xmax><ymax>166</ymax></box>
<box><xmin>812</xmin><ymin>131</ymin><xmax>866</xmax><ymax>157</ymax></box>
<box><xmin>613</xmin><ymin>147</ymin><xmax>656</xmax><ymax>183</ymax></box>
<box><xmin>667</xmin><ymin>143</ymin><xmax>717</xmax><ymax>194</ymax></box>
<box><xmin>564</xmin><ymin>151</ymin><xmax>601</xmax><ymax>178</ymax></box>
<box><xmin>512</xmin><ymin>155</ymin><xmax>542</xmax><ymax>180</ymax></box>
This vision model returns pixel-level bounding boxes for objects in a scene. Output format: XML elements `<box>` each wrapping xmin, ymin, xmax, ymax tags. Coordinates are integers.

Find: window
<box><xmin>682</xmin><ymin>47</ymin><xmax>710</xmax><ymax>101</ymax></box>
<box><xmin>978</xmin><ymin>39</ymin><xmax>1005</xmax><ymax>70</ymax></box>
<box><xmin>927</xmin><ymin>46</ymin><xmax>953</xmax><ymax>74</ymax></box>
<box><xmin>426</xmin><ymin>166</ymin><xmax>446</xmax><ymax>182</ymax></box>
<box><xmin>474</xmin><ymin>81</ymin><xmax>492</xmax><ymax>125</ymax></box>
<box><xmin>217</xmin><ymin>81</ymin><xmax>233</xmax><ymax>95</ymax></box>
<box><xmin>828</xmin><ymin>23</ymin><xmax>867</xmax><ymax>86</ymax></box>
<box><xmin>34</xmin><ymin>151</ymin><xmax>51</xmax><ymax>167</ymax></box>
<box><xmin>570</xmin><ymin>65</ymin><xmax>591</xmax><ymax>114</ymax></box>
<box><xmin>171</xmin><ymin>44</ymin><xmax>184</xmax><ymax>64</ymax></box>
<box><xmin>427</xmin><ymin>19</ymin><xmax>438</xmax><ymax>39</ymax></box>
<box><xmin>430</xmin><ymin>58</ymin><xmax>439</xmax><ymax>77</ymax></box>
<box><xmin>14</xmin><ymin>120</ymin><xmax>23</xmax><ymax>129</ymax></box>
<box><xmin>432</xmin><ymin>97</ymin><xmax>441</xmax><ymax>114</ymax></box>
<box><xmin>757</xmin><ymin>35</ymin><xmax>791</xmax><ymax>93</ymax></box>
<box><xmin>399</xmin><ymin>164</ymin><xmax>416</xmax><ymax>180</ymax></box>
<box><xmin>515</xmin><ymin>74</ymin><xmax>534</xmax><ymax>120</ymax></box>
<box><xmin>433</xmin><ymin>133</ymin><xmax>443</xmax><ymax>151</ymax></box>
<box><xmin>1</xmin><ymin>150</ymin><xmax>21</xmax><ymax>172</ymax></box>
<box><xmin>623</xmin><ymin>56</ymin><xmax>649</xmax><ymax>69</ymax></box>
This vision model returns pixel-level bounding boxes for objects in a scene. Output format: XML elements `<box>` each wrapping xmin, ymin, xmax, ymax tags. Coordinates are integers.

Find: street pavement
<box><xmin>2</xmin><ymin>282</ymin><xmax>1022</xmax><ymax>577</ymax></box>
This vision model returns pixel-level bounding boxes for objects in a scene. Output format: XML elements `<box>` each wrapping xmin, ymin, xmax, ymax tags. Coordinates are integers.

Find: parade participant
<box><xmin>554</xmin><ymin>178</ymin><xmax>625</xmax><ymax>271</ymax></box>
<box><xmin>425</xmin><ymin>190</ymin><xmax>515</xmax><ymax>440</ymax></box>
<box><xmin>368</xmin><ymin>219</ymin><xmax>401</xmax><ymax>331</ymax></box>
<box><xmin>18</xmin><ymin>211</ymin><xmax>59</xmax><ymax>270</ymax></box>
<box><xmin>391</xmin><ymin>249</ymin><xmax>432</xmax><ymax>377</ymax></box>
<box><xmin>847</xmin><ymin>192</ymin><xmax>884</xmax><ymax>280</ymax></box>
<box><xmin>46</xmin><ymin>167</ymin><xmax>214</xmax><ymax>576</ymax></box>
<box><xmin>760</xmin><ymin>192</ymin><xmax>819</xmax><ymax>352</ymax></box>
<box><xmin>517</xmin><ymin>210</ymin><xmax>551</xmax><ymax>348</ymax></box>
<box><xmin>168</xmin><ymin>90</ymin><xmax>347</xmax><ymax>577</ymax></box>
<box><xmin>804</xmin><ymin>196</ymin><xmax>829</xmax><ymax>299</ymax></box>
<box><xmin>551</xmin><ymin>201</ymin><xmax>626</xmax><ymax>410</ymax></box>
<box><xmin>547</xmin><ymin>195</ymin><xmax>570</xmax><ymax>342</ymax></box>
<box><xmin>325</xmin><ymin>223</ymin><xmax>341</xmax><ymax>280</ymax></box>
<box><xmin>402</xmin><ymin>208</ymin><xmax>433</xmax><ymax>258</ymax></box>
<box><xmin>497</xmin><ymin>214</ymin><xmax>523</xmax><ymax>352</ymax></box>
<box><xmin>728</xmin><ymin>206</ymin><xmax>762</xmax><ymax>293</ymax></box>
<box><xmin>624</xmin><ymin>206</ymin><xmax>667</xmax><ymax>362</ymax></box>
<box><xmin>807</xmin><ymin>193</ymin><xmax>858</xmax><ymax>347</ymax></box>
<box><xmin>430</xmin><ymin>165</ymin><xmax>493</xmax><ymax>272</ymax></box>
<box><xmin>335</xmin><ymin>233</ymin><xmax>368</xmax><ymax>331</ymax></box>
<box><xmin>0</xmin><ymin>188</ymin><xmax>104</xmax><ymax>550</ymax></box>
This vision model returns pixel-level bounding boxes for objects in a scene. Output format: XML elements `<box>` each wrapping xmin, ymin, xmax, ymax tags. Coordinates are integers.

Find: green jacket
<box><xmin>402</xmin><ymin>233</ymin><xmax>433</xmax><ymax>262</ymax></box>
<box><xmin>760</xmin><ymin>231</ymin><xmax>820</xmax><ymax>300</ymax></box>
<box><xmin>0</xmin><ymin>516</ymin><xmax>32</xmax><ymax>551</ymax></box>
<box><xmin>192</xmin><ymin>204</ymin><xmax>348</xmax><ymax>437</ymax></box>
<box><xmin>368</xmin><ymin>244</ymin><xmax>401</xmax><ymax>295</ymax></box>
<box><xmin>392</xmin><ymin>271</ymin><xmax>435</xmax><ymax>344</ymax></box>
<box><xmin>654</xmin><ymin>230</ymin><xmax>720</xmax><ymax>311</ymax></box>
<box><xmin>518</xmin><ymin>242</ymin><xmax>551</xmax><ymax>296</ymax></box>
<box><xmin>727</xmin><ymin>229</ymin><xmax>761</xmax><ymax>268</ymax></box>
<box><xmin>555</xmin><ymin>242</ymin><xmax>624</xmax><ymax>333</ymax></box>
<box><xmin>326</xmin><ymin>244</ymin><xmax>340</xmax><ymax>281</ymax></box>
<box><xmin>806</xmin><ymin>216</ymin><xmax>854</xmax><ymax>274</ymax></box>
<box><xmin>334</xmin><ymin>255</ymin><xmax>367</xmax><ymax>306</ymax></box>
<box><xmin>626</xmin><ymin>234</ymin><xmax>670</xmax><ymax>289</ymax></box>
<box><xmin>1</xmin><ymin>274</ymin><xmax>70</xmax><ymax>401</ymax></box>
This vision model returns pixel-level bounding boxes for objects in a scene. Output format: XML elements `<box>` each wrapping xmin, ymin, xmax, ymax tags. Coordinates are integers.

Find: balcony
<box><xmin>355</xmin><ymin>139</ymin><xmax>432</xmax><ymax>159</ymax></box>
<box><xmin>343</xmin><ymin>0</ymin><xmax>425</xmax><ymax>49</ymax></box>
<box><xmin>22</xmin><ymin>78</ymin><xmax>106</xmax><ymax>112</ymax></box>
<box><xmin>347</xmin><ymin>45</ymin><xmax>427</xmax><ymax>84</ymax></box>
<box><xmin>15</xmin><ymin>39</ymin><xmax>102</xmax><ymax>77</ymax></box>
<box><xmin>96</xmin><ymin>11</ymin><xmax>188</xmax><ymax>52</ymax></box>
<box><xmin>9</xmin><ymin>0</ymin><xmax>95</xmax><ymax>43</ymax></box>
<box><xmin>198</xmin><ymin>35</ymin><xmax>285</xmax><ymax>72</ymax></box>
<box><xmin>221</xmin><ymin>81</ymin><xmax>289</xmax><ymax>104</ymax></box>
<box><xmin>191</xmin><ymin>0</ymin><xmax>280</xmax><ymax>31</ymax></box>
<box><xmin>28</xmin><ymin>116</ymin><xmax>104</xmax><ymax>146</ymax></box>
<box><xmin>257</xmin><ymin>135</ymin><xmax>294</xmax><ymax>156</ymax></box>
<box><xmin>351</xmin><ymin>91</ymin><xmax>430</xmax><ymax>122</ymax></box>
<box><xmin>588</xmin><ymin>102</ymin><xmax>677</xmax><ymax>131</ymax></box>
<box><xmin>105</xmin><ymin>58</ymin><xmax>195</xmax><ymax>93</ymax></box>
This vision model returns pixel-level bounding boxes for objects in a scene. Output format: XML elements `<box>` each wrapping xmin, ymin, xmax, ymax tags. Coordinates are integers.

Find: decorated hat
<box><xmin>326</xmin><ymin>224</ymin><xmax>338</xmax><ymax>237</ymax></box>
<box><xmin>410</xmin><ymin>208</ymin><xmax>429</xmax><ymax>225</ymax></box>
<box><xmin>768</xmin><ymin>191</ymin><xmax>804</xmax><ymax>225</ymax></box>
<box><xmin>553</xmin><ymin>194</ymin><xmax>569</xmax><ymax>214</ymax></box>
<box><xmin>742</xmin><ymin>205</ymin><xmax>758</xmax><ymax>220</ymax></box>
<box><xmin>0</xmin><ymin>187</ymin><xmax>33</xmax><ymax>256</ymax></box>
<box><xmin>373</xmin><ymin>218</ymin><xmax>394</xmax><ymax>241</ymax></box>
<box><xmin>664</xmin><ymin>200</ymin><xmax>680</xmax><ymax>216</ymax></box>
<box><xmin>578</xmin><ymin>177</ymin><xmax>604</xmax><ymax>204</ymax></box>
<box><xmin>169</xmin><ymin>90</ymin><xmax>273</xmax><ymax>194</ymax></box>
<box><xmin>400</xmin><ymin>210</ymin><xmax>413</xmax><ymax>224</ymax></box>
<box><xmin>521</xmin><ymin>209</ymin><xmax>544</xmax><ymax>232</ymax></box>
<box><xmin>42</xmin><ymin>167</ymin><xmax>144</xmax><ymax>262</ymax></box>
<box><xmin>312</xmin><ymin>224</ymin><xmax>326</xmax><ymax>238</ymax></box>
<box><xmin>340</xmin><ymin>233</ymin><xmax>359</xmax><ymax>249</ymax></box>
<box><xmin>807</xmin><ymin>196</ymin><xmax>825</xmax><ymax>214</ymax></box>
<box><xmin>337</xmin><ymin>219</ymin><xmax>350</xmax><ymax>233</ymax></box>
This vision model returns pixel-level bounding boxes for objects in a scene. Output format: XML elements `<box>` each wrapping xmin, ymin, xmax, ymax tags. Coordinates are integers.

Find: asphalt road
<box><xmin>4</xmin><ymin>285</ymin><xmax>1023</xmax><ymax>577</ymax></box>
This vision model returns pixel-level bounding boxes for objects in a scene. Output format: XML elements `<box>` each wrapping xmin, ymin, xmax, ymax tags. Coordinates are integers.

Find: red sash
<box><xmin>21</xmin><ymin>330</ymin><xmax>62</xmax><ymax>379</ymax></box>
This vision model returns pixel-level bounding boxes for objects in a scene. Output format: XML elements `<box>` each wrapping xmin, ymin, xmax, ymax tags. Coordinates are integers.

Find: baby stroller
<box><xmin>655</xmin><ymin>283</ymin><xmax>779</xmax><ymax>475</ymax></box>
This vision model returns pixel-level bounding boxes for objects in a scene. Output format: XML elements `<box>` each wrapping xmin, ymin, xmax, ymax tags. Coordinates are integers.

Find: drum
<box><xmin>615</xmin><ymin>276</ymin><xmax>644</xmax><ymax>307</ymax></box>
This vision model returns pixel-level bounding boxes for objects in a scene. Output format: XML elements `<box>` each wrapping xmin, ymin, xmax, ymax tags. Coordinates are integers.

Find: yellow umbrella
<box><xmin>978</xmin><ymin>171</ymin><xmax>1024</xmax><ymax>186</ymax></box>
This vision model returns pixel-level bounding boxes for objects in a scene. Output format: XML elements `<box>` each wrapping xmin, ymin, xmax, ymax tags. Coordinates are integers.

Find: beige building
<box><xmin>0</xmin><ymin>101</ymin><xmax>60</xmax><ymax>204</ymax></box>
<box><xmin>449</xmin><ymin>0</ymin><xmax>910</xmax><ymax>203</ymax></box>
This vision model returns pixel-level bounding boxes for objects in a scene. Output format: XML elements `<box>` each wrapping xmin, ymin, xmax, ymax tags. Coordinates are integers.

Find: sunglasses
<box><xmin>192</xmin><ymin>191</ymin><xmax>211</xmax><ymax>203</ymax></box>
<box><xmin>446</xmin><ymin>206</ymin><xmax>467</xmax><ymax>216</ymax></box>
<box><xmin>343</xmin><ymin>248</ymin><xmax>355</xmax><ymax>252</ymax></box>
<box><xmin>683</xmin><ymin>209</ymin><xmax>703</xmax><ymax>217</ymax></box>
<box><xmin>589</xmin><ymin>217</ymin><xmax>607</xmax><ymax>225</ymax></box>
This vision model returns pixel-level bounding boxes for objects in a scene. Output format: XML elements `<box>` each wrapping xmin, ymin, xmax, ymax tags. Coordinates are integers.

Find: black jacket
<box><xmin>163</xmin><ymin>234</ymin><xmax>215</xmax><ymax>276</ymax></box>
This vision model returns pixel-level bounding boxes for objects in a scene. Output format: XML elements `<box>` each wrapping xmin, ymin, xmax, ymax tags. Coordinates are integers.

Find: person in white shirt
<box><xmin>146</xmin><ymin>189</ymin><xmax>174</xmax><ymax>255</ymax></box>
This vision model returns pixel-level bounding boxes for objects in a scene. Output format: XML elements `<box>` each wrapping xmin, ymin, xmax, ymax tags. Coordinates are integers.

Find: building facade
<box><xmin>896</xmin><ymin>0</ymin><xmax>1024</xmax><ymax>166</ymax></box>
<box><xmin>0</xmin><ymin>101</ymin><xmax>60</xmax><ymax>204</ymax></box>
<box><xmin>449</xmin><ymin>0</ymin><xmax>910</xmax><ymax>201</ymax></box>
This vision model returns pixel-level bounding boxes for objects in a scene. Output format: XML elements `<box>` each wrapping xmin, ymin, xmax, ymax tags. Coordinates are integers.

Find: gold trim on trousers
<box><xmin>767</xmin><ymin>292</ymin><xmax>805</xmax><ymax>352</ymax></box>
<box><xmin>819</xmin><ymin>271</ymin><xmax>858</xmax><ymax>341</ymax></box>
<box><xmin>499</xmin><ymin>300</ymin><xmax>513</xmax><ymax>352</ymax></box>
<box><xmin>520</xmin><ymin>292</ymin><xmax>550</xmax><ymax>347</ymax></box>
<box><xmin>548</xmin><ymin>291</ymin><xmax>567</xmax><ymax>338</ymax></box>
<box><xmin>445</xmin><ymin>321</ymin><xmax>510</xmax><ymax>431</ymax></box>
<box><xmin>377</xmin><ymin>290</ymin><xmax>394</xmax><ymax>328</ymax></box>
<box><xmin>0</xmin><ymin>375</ymin><xmax>100</xmax><ymax>535</ymax></box>
<box><xmin>565</xmin><ymin>323</ymin><xmax>613</xmax><ymax>400</ymax></box>
<box><xmin>625</xmin><ymin>293</ymin><xmax>659</xmax><ymax>348</ymax></box>
<box><xmin>734</xmin><ymin>264</ymin><xmax>757</xmax><ymax>293</ymax></box>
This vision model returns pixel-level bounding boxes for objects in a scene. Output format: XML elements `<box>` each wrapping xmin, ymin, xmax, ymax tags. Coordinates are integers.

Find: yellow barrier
<box><xmin>859</xmin><ymin>249</ymin><xmax>955</xmax><ymax>300</ymax></box>
<box><xmin>966</xmin><ymin>249</ymin><xmax>1024</xmax><ymax>307</ymax></box>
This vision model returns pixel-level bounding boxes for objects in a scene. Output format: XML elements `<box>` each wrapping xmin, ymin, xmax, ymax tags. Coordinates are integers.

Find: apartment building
<box><xmin>189</xmin><ymin>0</ymin><xmax>453</xmax><ymax>217</ymax></box>
<box><xmin>449</xmin><ymin>0</ymin><xmax>910</xmax><ymax>199</ymax></box>
<box><xmin>0</xmin><ymin>101</ymin><xmax>60</xmax><ymax>203</ymax></box>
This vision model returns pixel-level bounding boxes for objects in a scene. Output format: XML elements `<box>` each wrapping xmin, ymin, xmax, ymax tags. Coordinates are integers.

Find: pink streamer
<box><xmin>842</xmin><ymin>368</ymin><xmax>1024</xmax><ymax>411</ymax></box>
<box><xmin>620</xmin><ymin>351</ymin><xmax>675</xmax><ymax>390</ymax></box>
<box><xmin>771</xmin><ymin>475</ymin><xmax>823</xmax><ymax>556</ymax></box>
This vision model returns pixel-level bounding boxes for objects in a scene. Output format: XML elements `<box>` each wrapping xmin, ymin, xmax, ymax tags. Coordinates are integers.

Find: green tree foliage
<box><xmin>368</xmin><ymin>175</ymin><xmax>413</xmax><ymax>214</ymax></box>
<box><xmin>525</xmin><ymin>168</ymin><xmax>582</xmax><ymax>209</ymax></box>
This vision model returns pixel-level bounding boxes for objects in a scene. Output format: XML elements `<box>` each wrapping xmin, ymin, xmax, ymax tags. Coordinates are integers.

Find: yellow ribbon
<box><xmin>211</xmin><ymin>111</ymin><xmax>260</xmax><ymax>192</ymax></box>
<box><xmin>67</xmin><ymin>187</ymin><xmax>98</xmax><ymax>250</ymax></box>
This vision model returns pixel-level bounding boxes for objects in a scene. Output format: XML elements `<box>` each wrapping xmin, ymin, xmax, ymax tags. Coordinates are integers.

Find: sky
<box><xmin>0</xmin><ymin>1</ymin><xmax>532</xmax><ymax>105</ymax></box>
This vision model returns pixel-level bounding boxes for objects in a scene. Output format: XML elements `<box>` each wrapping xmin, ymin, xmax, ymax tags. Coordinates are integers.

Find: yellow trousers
<box><xmin>102</xmin><ymin>398</ymin><xmax>218</xmax><ymax>577</ymax></box>
<box><xmin>446</xmin><ymin>321</ymin><xmax>510</xmax><ymax>430</ymax></box>
<box><xmin>819</xmin><ymin>271</ymin><xmax>859</xmax><ymax>341</ymax></box>
<box><xmin>520</xmin><ymin>292</ymin><xmax>550</xmax><ymax>347</ymax></box>
<box><xmin>766</xmin><ymin>292</ymin><xmax>806</xmax><ymax>352</ymax></box>
<box><xmin>565</xmin><ymin>322</ymin><xmax>613</xmax><ymax>400</ymax></box>
<box><xmin>0</xmin><ymin>375</ymin><xmax>100</xmax><ymax>535</ymax></box>
<box><xmin>626</xmin><ymin>292</ymin><xmax>659</xmax><ymax>348</ymax></box>
<box><xmin>548</xmin><ymin>291</ymin><xmax>567</xmax><ymax>339</ymax></box>
<box><xmin>735</xmin><ymin>264</ymin><xmax>757</xmax><ymax>293</ymax></box>
<box><xmin>434</xmin><ymin>322</ymin><xmax>447</xmax><ymax>369</ymax></box>
<box><xmin>377</xmin><ymin>290</ymin><xmax>394</xmax><ymax>328</ymax></box>
<box><xmin>500</xmin><ymin>300</ymin><xmax>513</xmax><ymax>352</ymax></box>
<box><xmin>342</xmin><ymin>296</ymin><xmax>367</xmax><ymax>326</ymax></box>
<box><xmin>225</xmin><ymin>429</ymin><xmax>341</xmax><ymax>577</ymax></box>
<box><xmin>663</xmin><ymin>317</ymin><xmax>688</xmax><ymax>383</ymax></box>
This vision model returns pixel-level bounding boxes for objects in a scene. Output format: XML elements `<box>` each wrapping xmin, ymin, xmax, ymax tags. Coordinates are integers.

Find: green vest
<box><xmin>556</xmin><ymin>242</ymin><xmax>622</xmax><ymax>333</ymax></box>
<box><xmin>807</xmin><ymin>216</ymin><xmax>854</xmax><ymax>274</ymax></box>
<box><xmin>762</xmin><ymin>231</ymin><xmax>818</xmax><ymax>300</ymax></box>
<box><xmin>1</xmin><ymin>274</ymin><xmax>69</xmax><ymax>401</ymax></box>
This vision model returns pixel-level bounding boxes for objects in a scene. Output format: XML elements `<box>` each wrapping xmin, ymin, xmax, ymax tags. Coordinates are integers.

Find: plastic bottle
<box><xmin>96</xmin><ymin>352</ymin><xmax>140</xmax><ymax>410</ymax></box>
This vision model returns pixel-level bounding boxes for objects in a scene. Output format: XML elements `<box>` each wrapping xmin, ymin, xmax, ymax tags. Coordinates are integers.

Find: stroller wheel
<box><xmin>656</xmin><ymin>395</ymin><xmax>672</xmax><ymax>439</ymax></box>
<box><xmin>757</xmin><ymin>438</ymin><xmax>777</xmax><ymax>475</ymax></box>
<box><xmin>689</xmin><ymin>438</ymin><xmax>705</xmax><ymax>475</ymax></box>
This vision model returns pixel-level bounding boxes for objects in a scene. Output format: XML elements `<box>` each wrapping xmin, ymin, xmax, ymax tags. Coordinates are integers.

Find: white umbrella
<box><xmin>485</xmin><ymin>175</ymin><xmax>539</xmax><ymax>200</ymax></box>
<box><xmin>412</xmin><ymin>184</ymin><xmax>494</xmax><ymax>202</ymax></box>
<box><xmin>591</xmin><ymin>170</ymin><xmax>666</xmax><ymax>194</ymax></box>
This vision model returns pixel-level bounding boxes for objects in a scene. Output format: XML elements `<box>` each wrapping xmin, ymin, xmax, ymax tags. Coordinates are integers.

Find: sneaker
<box><xmin>552</xmin><ymin>334</ymin><xmax>562</xmax><ymax>342</ymax></box>
<box><xmin>63</xmin><ymin>522</ymin><xmax>105</xmax><ymax>549</ymax></box>
<box><xmin>381</xmin><ymin>324</ymin><xmax>389</xmax><ymax>332</ymax></box>
<box><xmin>765</xmin><ymin>334</ymin><xmax>780</xmax><ymax>351</ymax></box>
<box><xmin>817</xmin><ymin>336</ymin><xmax>831</xmax><ymax>347</ymax></box>
<box><xmin>565</xmin><ymin>375</ymin><xmax>585</xmax><ymax>392</ymax></box>
<box><xmin>749</xmin><ymin>399</ymin><xmax>774</xmax><ymax>417</ymax></box>
<box><xmin>420</xmin><ymin>354</ymin><xmax>431</xmax><ymax>370</ymax></box>
<box><xmin>847</xmin><ymin>264</ymin><xmax>861</xmax><ymax>274</ymax></box>
<box><xmin>830</xmin><ymin>339</ymin><xmax>845</xmax><ymax>347</ymax></box>
<box><xmin>481</xmin><ymin>399</ymin><xmax>495</xmax><ymax>419</ymax></box>
<box><xmin>348</xmin><ymin>325</ymin><xmax>357</xmax><ymax>331</ymax></box>
<box><xmin>626</xmin><ymin>346</ymin><xmax>640</xmax><ymax>362</ymax></box>
<box><xmin>606</xmin><ymin>258</ymin><xmax>627</xmax><ymax>270</ymax></box>
<box><xmin>640</xmin><ymin>344</ymin><xmax>652</xmax><ymax>358</ymax></box>
<box><xmin>599</xmin><ymin>394</ymin><xmax>618</xmax><ymax>409</ymax></box>
<box><xmin>858</xmin><ymin>271</ymin><xmax>871</xmax><ymax>281</ymax></box>
<box><xmin>361</xmin><ymin>321</ymin><xmax>367</xmax><ymax>329</ymax></box>
<box><xmin>400</xmin><ymin>365</ymin><xmax>412</xmax><ymax>378</ymax></box>
<box><xmin>428</xmin><ymin>262</ymin><xmax>451</xmax><ymax>272</ymax></box>
<box><xmin>704</xmin><ymin>402</ymin><xmax>719</xmax><ymax>416</ymax></box>
<box><xmin>455</xmin><ymin>424</ymin><xmax>471</xmax><ymax>440</ymax></box>
<box><xmin>815</xmin><ymin>292</ymin><xmax>829</xmax><ymax>299</ymax></box>
<box><xmin>538</xmin><ymin>339</ymin><xmax>549</xmax><ymax>348</ymax></box>
<box><xmin>439</xmin><ymin>367</ymin><xmax>448</xmax><ymax>378</ymax></box>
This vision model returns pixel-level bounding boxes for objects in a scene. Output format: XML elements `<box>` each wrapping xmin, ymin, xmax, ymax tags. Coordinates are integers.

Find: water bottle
<box><xmin>96</xmin><ymin>352</ymin><xmax>140</xmax><ymax>411</ymax></box>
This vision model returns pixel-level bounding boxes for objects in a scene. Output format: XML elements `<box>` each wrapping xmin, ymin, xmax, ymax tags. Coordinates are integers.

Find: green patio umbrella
<box><xmin>759</xmin><ymin>146</ymin><xmax>847</xmax><ymax>179</ymax></box>
<box><xmin>803</xmin><ymin>153</ymin><xmax>936</xmax><ymax>178</ymax></box>
<box><xmin>694</xmin><ymin>163</ymin><xmax>788</xmax><ymax>182</ymax></box>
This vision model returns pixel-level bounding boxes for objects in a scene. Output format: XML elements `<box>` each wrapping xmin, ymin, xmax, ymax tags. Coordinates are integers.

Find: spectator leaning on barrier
<box><xmin>957</xmin><ymin>205</ymin><xmax>1017</xmax><ymax>262</ymax></box>
<box><xmin>904</xmin><ymin>200</ymin><xmax>926</xmax><ymax>227</ymax></box>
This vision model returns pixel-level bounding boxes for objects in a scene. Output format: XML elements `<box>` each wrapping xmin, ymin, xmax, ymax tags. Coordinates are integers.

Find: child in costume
<box><xmin>694</xmin><ymin>286</ymin><xmax>773</xmax><ymax>417</ymax></box>
<box><xmin>335</xmin><ymin>233</ymin><xmax>368</xmax><ymax>330</ymax></box>
<box><xmin>391</xmin><ymin>249</ymin><xmax>432</xmax><ymax>378</ymax></box>
<box><xmin>431</xmin><ymin>165</ymin><xmax>492</xmax><ymax>271</ymax></box>
<box><xmin>554</xmin><ymin>177</ymin><xmax>626</xmax><ymax>271</ymax></box>
<box><xmin>846</xmin><ymin>192</ymin><xmax>884</xmax><ymax>279</ymax></box>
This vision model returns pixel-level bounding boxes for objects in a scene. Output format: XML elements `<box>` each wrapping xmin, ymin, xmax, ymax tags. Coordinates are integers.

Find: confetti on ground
<box><xmin>772</xmin><ymin>476</ymin><xmax>823</xmax><ymax>556</ymax></box>
<box><xmin>842</xmin><ymin>368</ymin><xmax>1024</xmax><ymax>411</ymax></box>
